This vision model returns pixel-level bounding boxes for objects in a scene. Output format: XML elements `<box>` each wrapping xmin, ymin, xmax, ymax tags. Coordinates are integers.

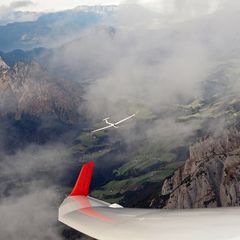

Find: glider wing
<box><xmin>59</xmin><ymin>162</ymin><xmax>240</xmax><ymax>240</ymax></box>
<box><xmin>92</xmin><ymin>125</ymin><xmax>112</xmax><ymax>133</ymax></box>
<box><xmin>114</xmin><ymin>113</ymin><xmax>137</xmax><ymax>126</ymax></box>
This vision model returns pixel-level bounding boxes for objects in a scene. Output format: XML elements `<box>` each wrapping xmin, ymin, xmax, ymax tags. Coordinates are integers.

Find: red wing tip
<box><xmin>69</xmin><ymin>161</ymin><xmax>95</xmax><ymax>196</ymax></box>
<box><xmin>86</xmin><ymin>161</ymin><xmax>95</xmax><ymax>167</ymax></box>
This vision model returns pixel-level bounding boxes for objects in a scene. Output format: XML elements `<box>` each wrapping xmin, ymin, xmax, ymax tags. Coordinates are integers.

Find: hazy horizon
<box><xmin>0</xmin><ymin>0</ymin><xmax>228</xmax><ymax>13</ymax></box>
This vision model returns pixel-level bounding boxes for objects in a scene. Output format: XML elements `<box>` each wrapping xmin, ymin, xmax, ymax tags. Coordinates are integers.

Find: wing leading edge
<box><xmin>59</xmin><ymin>162</ymin><xmax>240</xmax><ymax>240</ymax></box>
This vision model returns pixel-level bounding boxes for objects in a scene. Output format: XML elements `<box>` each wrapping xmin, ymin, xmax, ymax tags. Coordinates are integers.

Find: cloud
<box><xmin>0</xmin><ymin>144</ymin><xmax>83</xmax><ymax>240</ymax></box>
<box><xmin>0</xmin><ymin>144</ymin><xmax>68</xmax><ymax>179</ymax></box>
<box><xmin>121</xmin><ymin>0</ymin><xmax>225</xmax><ymax>21</ymax></box>
<box><xmin>0</xmin><ymin>1</ymin><xmax>38</xmax><ymax>25</ymax></box>
<box><xmin>0</xmin><ymin>187</ymin><xmax>62</xmax><ymax>240</ymax></box>
<box><xmin>42</xmin><ymin>0</ymin><xmax>240</xmax><ymax>146</ymax></box>
<box><xmin>10</xmin><ymin>1</ymin><xmax>33</xmax><ymax>9</ymax></box>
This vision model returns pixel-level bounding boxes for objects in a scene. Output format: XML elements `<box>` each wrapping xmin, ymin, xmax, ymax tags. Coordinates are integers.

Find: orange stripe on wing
<box><xmin>70</xmin><ymin>196</ymin><xmax>112</xmax><ymax>222</ymax></box>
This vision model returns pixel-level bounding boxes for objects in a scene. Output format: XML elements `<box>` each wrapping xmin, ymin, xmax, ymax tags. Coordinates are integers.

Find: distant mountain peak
<box><xmin>74</xmin><ymin>5</ymin><xmax>118</xmax><ymax>14</ymax></box>
<box><xmin>12</xmin><ymin>59</ymin><xmax>42</xmax><ymax>75</ymax></box>
<box><xmin>0</xmin><ymin>57</ymin><xmax>9</xmax><ymax>71</ymax></box>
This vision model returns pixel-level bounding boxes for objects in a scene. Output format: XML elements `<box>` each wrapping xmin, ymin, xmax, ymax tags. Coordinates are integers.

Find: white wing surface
<box><xmin>59</xmin><ymin>162</ymin><xmax>240</xmax><ymax>240</ymax></box>
<box><xmin>114</xmin><ymin>113</ymin><xmax>137</xmax><ymax>125</ymax></box>
<box><xmin>92</xmin><ymin>125</ymin><xmax>113</xmax><ymax>133</ymax></box>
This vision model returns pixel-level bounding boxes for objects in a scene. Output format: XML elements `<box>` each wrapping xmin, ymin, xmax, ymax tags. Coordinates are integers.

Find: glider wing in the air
<box><xmin>91</xmin><ymin>125</ymin><xmax>113</xmax><ymax>133</ymax></box>
<box><xmin>59</xmin><ymin>162</ymin><xmax>240</xmax><ymax>240</ymax></box>
<box><xmin>114</xmin><ymin>112</ymin><xmax>137</xmax><ymax>125</ymax></box>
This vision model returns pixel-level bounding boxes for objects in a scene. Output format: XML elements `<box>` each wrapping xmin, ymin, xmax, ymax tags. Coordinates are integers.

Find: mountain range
<box><xmin>0</xmin><ymin>5</ymin><xmax>117</xmax><ymax>51</ymax></box>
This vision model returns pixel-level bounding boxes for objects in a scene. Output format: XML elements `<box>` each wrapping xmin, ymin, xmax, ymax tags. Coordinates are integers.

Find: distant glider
<box><xmin>92</xmin><ymin>113</ymin><xmax>137</xmax><ymax>133</ymax></box>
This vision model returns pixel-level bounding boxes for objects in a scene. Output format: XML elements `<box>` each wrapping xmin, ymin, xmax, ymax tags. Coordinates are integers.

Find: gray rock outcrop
<box><xmin>151</xmin><ymin>129</ymin><xmax>240</xmax><ymax>208</ymax></box>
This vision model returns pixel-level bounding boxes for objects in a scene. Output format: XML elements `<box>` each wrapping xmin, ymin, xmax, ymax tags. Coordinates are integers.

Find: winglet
<box><xmin>69</xmin><ymin>162</ymin><xmax>95</xmax><ymax>196</ymax></box>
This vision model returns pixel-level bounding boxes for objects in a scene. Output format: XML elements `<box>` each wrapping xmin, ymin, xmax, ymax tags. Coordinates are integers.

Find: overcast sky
<box><xmin>0</xmin><ymin>0</ymin><xmax>124</xmax><ymax>12</ymax></box>
<box><xmin>0</xmin><ymin>0</ymin><xmax>224</xmax><ymax>13</ymax></box>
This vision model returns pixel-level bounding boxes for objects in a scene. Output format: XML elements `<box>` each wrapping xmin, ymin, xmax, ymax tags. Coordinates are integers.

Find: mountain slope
<box><xmin>0</xmin><ymin>58</ymin><xmax>83</xmax><ymax>151</ymax></box>
<box><xmin>0</xmin><ymin>59</ymin><xmax>81</xmax><ymax>123</ymax></box>
<box><xmin>149</xmin><ymin>128</ymin><xmax>240</xmax><ymax>208</ymax></box>
<box><xmin>0</xmin><ymin>48</ymin><xmax>47</xmax><ymax>67</ymax></box>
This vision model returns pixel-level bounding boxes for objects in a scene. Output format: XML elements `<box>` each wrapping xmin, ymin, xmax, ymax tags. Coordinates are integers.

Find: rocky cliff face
<box><xmin>0</xmin><ymin>57</ymin><xmax>9</xmax><ymax>71</ymax></box>
<box><xmin>0</xmin><ymin>59</ymin><xmax>81</xmax><ymax>124</ymax></box>
<box><xmin>0</xmin><ymin>58</ymin><xmax>83</xmax><ymax>151</ymax></box>
<box><xmin>150</xmin><ymin>128</ymin><xmax>240</xmax><ymax>208</ymax></box>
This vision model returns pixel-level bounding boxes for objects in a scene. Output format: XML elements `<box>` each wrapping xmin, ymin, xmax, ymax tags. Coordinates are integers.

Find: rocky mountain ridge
<box><xmin>0</xmin><ymin>6</ymin><xmax>114</xmax><ymax>51</ymax></box>
<box><xmin>0</xmin><ymin>59</ymin><xmax>81</xmax><ymax>123</ymax></box>
<box><xmin>0</xmin><ymin>58</ymin><xmax>84</xmax><ymax>151</ymax></box>
<box><xmin>74</xmin><ymin>5</ymin><xmax>118</xmax><ymax>13</ymax></box>
<box><xmin>0</xmin><ymin>57</ymin><xmax>9</xmax><ymax>71</ymax></box>
<box><xmin>149</xmin><ymin>128</ymin><xmax>240</xmax><ymax>209</ymax></box>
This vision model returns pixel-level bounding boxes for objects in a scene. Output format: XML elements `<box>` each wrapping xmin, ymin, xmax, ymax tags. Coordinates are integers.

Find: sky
<box><xmin>0</xmin><ymin>0</ymin><xmax>223</xmax><ymax>13</ymax></box>
<box><xmin>1</xmin><ymin>0</ymin><xmax>120</xmax><ymax>12</ymax></box>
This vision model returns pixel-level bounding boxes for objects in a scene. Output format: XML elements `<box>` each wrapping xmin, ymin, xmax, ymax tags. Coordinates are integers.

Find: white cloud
<box><xmin>1</xmin><ymin>0</ymin><xmax>120</xmax><ymax>12</ymax></box>
<box><xmin>0</xmin><ymin>144</ymin><xmax>73</xmax><ymax>240</ymax></box>
<box><xmin>0</xmin><ymin>1</ymin><xmax>39</xmax><ymax>24</ymax></box>
<box><xmin>0</xmin><ymin>0</ymin><xmax>227</xmax><ymax>13</ymax></box>
<box><xmin>44</xmin><ymin>0</ymin><xmax>240</xmax><ymax>144</ymax></box>
<box><xmin>0</xmin><ymin>0</ymin><xmax>229</xmax><ymax>26</ymax></box>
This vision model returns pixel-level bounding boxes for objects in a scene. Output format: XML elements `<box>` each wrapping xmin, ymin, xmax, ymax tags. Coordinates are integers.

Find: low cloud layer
<box><xmin>0</xmin><ymin>187</ymin><xmax>61</xmax><ymax>240</ymax></box>
<box><xmin>0</xmin><ymin>144</ymin><xmax>78</xmax><ymax>240</ymax></box>
<box><xmin>45</xmin><ymin>0</ymin><xmax>240</xmax><ymax>144</ymax></box>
